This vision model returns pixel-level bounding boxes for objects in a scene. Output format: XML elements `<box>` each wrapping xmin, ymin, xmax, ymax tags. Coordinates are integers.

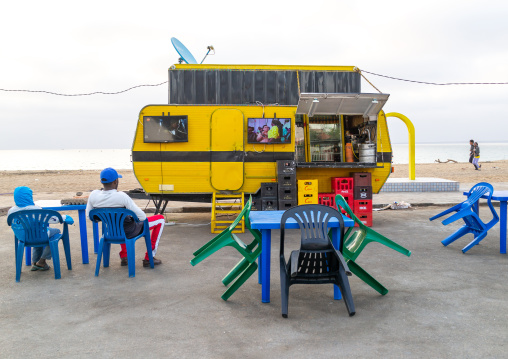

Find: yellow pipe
<box><xmin>385</xmin><ymin>112</ymin><xmax>416</xmax><ymax>180</ymax></box>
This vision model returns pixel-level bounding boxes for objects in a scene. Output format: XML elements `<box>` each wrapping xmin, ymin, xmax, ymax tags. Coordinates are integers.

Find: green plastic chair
<box><xmin>333</xmin><ymin>195</ymin><xmax>411</xmax><ymax>295</ymax></box>
<box><xmin>191</xmin><ymin>196</ymin><xmax>262</xmax><ymax>300</ymax></box>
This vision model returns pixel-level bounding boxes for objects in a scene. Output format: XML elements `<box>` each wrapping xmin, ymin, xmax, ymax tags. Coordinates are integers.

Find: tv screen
<box><xmin>143</xmin><ymin>116</ymin><xmax>188</xmax><ymax>143</ymax></box>
<box><xmin>247</xmin><ymin>118</ymin><xmax>291</xmax><ymax>144</ymax></box>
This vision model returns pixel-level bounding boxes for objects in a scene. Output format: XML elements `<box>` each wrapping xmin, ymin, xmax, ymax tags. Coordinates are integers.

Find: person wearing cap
<box><xmin>85</xmin><ymin>167</ymin><xmax>165</xmax><ymax>267</ymax></box>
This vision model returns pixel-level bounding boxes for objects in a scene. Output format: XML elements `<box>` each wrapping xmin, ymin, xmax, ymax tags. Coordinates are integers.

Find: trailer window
<box><xmin>295</xmin><ymin>116</ymin><xmax>305</xmax><ymax>162</ymax></box>
<box><xmin>309</xmin><ymin>117</ymin><xmax>342</xmax><ymax>162</ymax></box>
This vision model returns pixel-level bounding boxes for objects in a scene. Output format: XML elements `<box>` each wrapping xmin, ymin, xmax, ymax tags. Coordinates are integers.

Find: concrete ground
<box><xmin>1</xmin><ymin>185</ymin><xmax>508</xmax><ymax>358</ymax></box>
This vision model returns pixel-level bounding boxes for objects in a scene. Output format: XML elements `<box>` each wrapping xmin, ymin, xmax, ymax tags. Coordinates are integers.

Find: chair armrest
<box><xmin>335</xmin><ymin>249</ymin><xmax>352</xmax><ymax>276</ymax></box>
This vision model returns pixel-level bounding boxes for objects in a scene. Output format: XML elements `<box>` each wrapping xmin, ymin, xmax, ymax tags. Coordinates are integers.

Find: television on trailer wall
<box><xmin>143</xmin><ymin>116</ymin><xmax>188</xmax><ymax>143</ymax></box>
<box><xmin>247</xmin><ymin>118</ymin><xmax>291</xmax><ymax>144</ymax></box>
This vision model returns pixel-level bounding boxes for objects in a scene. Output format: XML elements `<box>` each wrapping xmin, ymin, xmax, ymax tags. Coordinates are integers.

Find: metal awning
<box><xmin>296</xmin><ymin>93</ymin><xmax>390</xmax><ymax>117</ymax></box>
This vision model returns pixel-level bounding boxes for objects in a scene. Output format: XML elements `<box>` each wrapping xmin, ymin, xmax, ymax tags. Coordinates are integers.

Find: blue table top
<box><xmin>42</xmin><ymin>205</ymin><xmax>86</xmax><ymax>210</ymax></box>
<box><xmin>463</xmin><ymin>190</ymin><xmax>508</xmax><ymax>201</ymax></box>
<box><xmin>249</xmin><ymin>210</ymin><xmax>355</xmax><ymax>230</ymax></box>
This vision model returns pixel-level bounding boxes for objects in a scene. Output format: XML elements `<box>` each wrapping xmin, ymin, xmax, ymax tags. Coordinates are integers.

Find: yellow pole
<box><xmin>385</xmin><ymin>112</ymin><xmax>416</xmax><ymax>180</ymax></box>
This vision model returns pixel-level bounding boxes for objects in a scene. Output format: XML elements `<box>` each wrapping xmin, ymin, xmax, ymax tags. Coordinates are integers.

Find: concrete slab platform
<box><xmin>380</xmin><ymin>177</ymin><xmax>459</xmax><ymax>192</ymax></box>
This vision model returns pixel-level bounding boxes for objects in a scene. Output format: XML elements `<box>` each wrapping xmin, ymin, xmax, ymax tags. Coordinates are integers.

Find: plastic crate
<box><xmin>278</xmin><ymin>200</ymin><xmax>297</xmax><ymax>210</ymax></box>
<box><xmin>277</xmin><ymin>160</ymin><xmax>296</xmax><ymax>175</ymax></box>
<box><xmin>331</xmin><ymin>177</ymin><xmax>354</xmax><ymax>192</ymax></box>
<box><xmin>298</xmin><ymin>179</ymin><xmax>318</xmax><ymax>194</ymax></box>
<box><xmin>278</xmin><ymin>187</ymin><xmax>297</xmax><ymax>201</ymax></box>
<box><xmin>318</xmin><ymin>193</ymin><xmax>335</xmax><ymax>208</ymax></box>
<box><xmin>278</xmin><ymin>174</ymin><xmax>297</xmax><ymax>187</ymax></box>
<box><xmin>298</xmin><ymin>193</ymin><xmax>318</xmax><ymax>205</ymax></box>
<box><xmin>354</xmin><ymin>212</ymin><xmax>373</xmax><ymax>227</ymax></box>
<box><xmin>354</xmin><ymin>199</ymin><xmax>373</xmax><ymax>213</ymax></box>
<box><xmin>262</xmin><ymin>199</ymin><xmax>278</xmax><ymax>211</ymax></box>
<box><xmin>354</xmin><ymin>186</ymin><xmax>372</xmax><ymax>200</ymax></box>
<box><xmin>352</xmin><ymin>172</ymin><xmax>371</xmax><ymax>187</ymax></box>
<box><xmin>261</xmin><ymin>183</ymin><xmax>278</xmax><ymax>198</ymax></box>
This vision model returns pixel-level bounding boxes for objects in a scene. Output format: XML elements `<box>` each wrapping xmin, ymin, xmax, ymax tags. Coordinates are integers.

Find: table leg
<box><xmin>93</xmin><ymin>221</ymin><xmax>99</xmax><ymax>254</ymax></box>
<box><xmin>78</xmin><ymin>209</ymin><xmax>89</xmax><ymax>264</ymax></box>
<box><xmin>331</xmin><ymin>227</ymin><xmax>343</xmax><ymax>301</ymax></box>
<box><xmin>258</xmin><ymin>251</ymin><xmax>262</xmax><ymax>284</ymax></box>
<box><xmin>25</xmin><ymin>247</ymin><xmax>31</xmax><ymax>266</ymax></box>
<box><xmin>500</xmin><ymin>201</ymin><xmax>507</xmax><ymax>254</ymax></box>
<box><xmin>261</xmin><ymin>229</ymin><xmax>271</xmax><ymax>303</ymax></box>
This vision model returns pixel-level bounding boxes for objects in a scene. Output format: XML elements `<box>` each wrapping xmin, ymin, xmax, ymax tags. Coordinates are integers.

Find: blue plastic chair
<box><xmin>7</xmin><ymin>209</ymin><xmax>72</xmax><ymax>282</ymax></box>
<box><xmin>430</xmin><ymin>182</ymin><xmax>499</xmax><ymax>253</ymax></box>
<box><xmin>89</xmin><ymin>208</ymin><xmax>154</xmax><ymax>277</ymax></box>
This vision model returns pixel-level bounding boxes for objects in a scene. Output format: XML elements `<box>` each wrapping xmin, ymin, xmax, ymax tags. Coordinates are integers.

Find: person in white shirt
<box><xmin>86</xmin><ymin>167</ymin><xmax>165</xmax><ymax>267</ymax></box>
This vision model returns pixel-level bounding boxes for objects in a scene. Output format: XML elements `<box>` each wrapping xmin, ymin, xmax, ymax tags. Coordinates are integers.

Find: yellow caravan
<box><xmin>132</xmin><ymin>64</ymin><xmax>394</xmax><ymax>212</ymax></box>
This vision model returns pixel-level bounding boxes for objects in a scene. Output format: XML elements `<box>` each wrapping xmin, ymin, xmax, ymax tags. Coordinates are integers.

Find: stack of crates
<box><xmin>277</xmin><ymin>160</ymin><xmax>298</xmax><ymax>210</ymax></box>
<box><xmin>331</xmin><ymin>177</ymin><xmax>354</xmax><ymax>211</ymax></box>
<box><xmin>353</xmin><ymin>172</ymin><xmax>373</xmax><ymax>227</ymax></box>
<box><xmin>260</xmin><ymin>182</ymin><xmax>278</xmax><ymax>211</ymax></box>
<box><xmin>298</xmin><ymin>179</ymin><xmax>318</xmax><ymax>205</ymax></box>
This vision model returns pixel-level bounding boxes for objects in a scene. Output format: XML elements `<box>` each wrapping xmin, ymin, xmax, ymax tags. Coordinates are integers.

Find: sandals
<box><xmin>31</xmin><ymin>263</ymin><xmax>51</xmax><ymax>271</ymax></box>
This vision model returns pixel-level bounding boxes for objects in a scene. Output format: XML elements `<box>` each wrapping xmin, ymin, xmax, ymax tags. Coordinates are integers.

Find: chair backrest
<box><xmin>280</xmin><ymin>204</ymin><xmax>345</xmax><ymax>251</ymax></box>
<box><xmin>7</xmin><ymin>209</ymin><xmax>62</xmax><ymax>245</ymax></box>
<box><xmin>228</xmin><ymin>197</ymin><xmax>252</xmax><ymax>231</ymax></box>
<box><xmin>335</xmin><ymin>195</ymin><xmax>365</xmax><ymax>230</ymax></box>
<box><xmin>466</xmin><ymin>182</ymin><xmax>493</xmax><ymax>204</ymax></box>
<box><xmin>89</xmin><ymin>208</ymin><xmax>140</xmax><ymax>241</ymax></box>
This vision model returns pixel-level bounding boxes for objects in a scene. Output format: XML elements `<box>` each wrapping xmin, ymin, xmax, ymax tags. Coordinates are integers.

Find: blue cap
<box><xmin>100</xmin><ymin>167</ymin><xmax>123</xmax><ymax>184</ymax></box>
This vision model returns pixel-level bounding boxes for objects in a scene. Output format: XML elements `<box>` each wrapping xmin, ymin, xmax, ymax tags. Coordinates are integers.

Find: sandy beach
<box><xmin>1</xmin><ymin>160</ymin><xmax>507</xmax><ymax>207</ymax></box>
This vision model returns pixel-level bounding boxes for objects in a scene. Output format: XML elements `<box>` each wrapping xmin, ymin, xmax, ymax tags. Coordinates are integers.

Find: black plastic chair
<box><xmin>279</xmin><ymin>204</ymin><xmax>355</xmax><ymax>318</ymax></box>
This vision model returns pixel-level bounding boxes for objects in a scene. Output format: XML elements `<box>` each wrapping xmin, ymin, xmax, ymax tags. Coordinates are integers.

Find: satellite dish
<box><xmin>171</xmin><ymin>37</ymin><xmax>198</xmax><ymax>64</ymax></box>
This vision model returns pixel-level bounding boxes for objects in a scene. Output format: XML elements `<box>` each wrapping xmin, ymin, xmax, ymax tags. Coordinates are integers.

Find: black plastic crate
<box><xmin>262</xmin><ymin>199</ymin><xmax>278</xmax><ymax>211</ymax></box>
<box><xmin>278</xmin><ymin>200</ymin><xmax>297</xmax><ymax>210</ymax></box>
<box><xmin>261</xmin><ymin>182</ymin><xmax>278</xmax><ymax>198</ymax></box>
<box><xmin>278</xmin><ymin>174</ymin><xmax>297</xmax><ymax>188</ymax></box>
<box><xmin>278</xmin><ymin>187</ymin><xmax>297</xmax><ymax>201</ymax></box>
<box><xmin>277</xmin><ymin>160</ymin><xmax>296</xmax><ymax>175</ymax></box>
<box><xmin>354</xmin><ymin>186</ymin><xmax>372</xmax><ymax>200</ymax></box>
<box><xmin>353</xmin><ymin>172</ymin><xmax>372</xmax><ymax>187</ymax></box>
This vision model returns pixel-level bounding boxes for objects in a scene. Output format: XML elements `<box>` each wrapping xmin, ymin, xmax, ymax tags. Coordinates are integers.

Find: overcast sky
<box><xmin>1</xmin><ymin>0</ymin><xmax>507</xmax><ymax>150</ymax></box>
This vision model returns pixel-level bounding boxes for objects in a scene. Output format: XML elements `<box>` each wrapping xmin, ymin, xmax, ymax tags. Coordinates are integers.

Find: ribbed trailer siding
<box><xmin>169</xmin><ymin>69</ymin><xmax>361</xmax><ymax>106</ymax></box>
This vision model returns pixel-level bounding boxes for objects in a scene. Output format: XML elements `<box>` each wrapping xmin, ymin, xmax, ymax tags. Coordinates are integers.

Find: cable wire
<box><xmin>359</xmin><ymin>69</ymin><xmax>508</xmax><ymax>86</ymax></box>
<box><xmin>0</xmin><ymin>81</ymin><xmax>168</xmax><ymax>96</ymax></box>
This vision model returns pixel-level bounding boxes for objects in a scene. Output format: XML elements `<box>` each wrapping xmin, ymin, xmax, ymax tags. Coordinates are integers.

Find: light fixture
<box><xmin>308</xmin><ymin>98</ymin><xmax>319</xmax><ymax>117</ymax></box>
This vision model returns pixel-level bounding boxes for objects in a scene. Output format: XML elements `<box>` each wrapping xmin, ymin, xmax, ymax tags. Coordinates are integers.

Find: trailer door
<box><xmin>210</xmin><ymin>109</ymin><xmax>245</xmax><ymax>191</ymax></box>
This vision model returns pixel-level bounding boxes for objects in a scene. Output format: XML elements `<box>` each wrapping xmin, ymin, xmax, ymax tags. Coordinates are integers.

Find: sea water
<box><xmin>0</xmin><ymin>143</ymin><xmax>506</xmax><ymax>170</ymax></box>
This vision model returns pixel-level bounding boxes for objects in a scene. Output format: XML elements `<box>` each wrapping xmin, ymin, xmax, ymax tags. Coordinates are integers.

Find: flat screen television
<box><xmin>247</xmin><ymin>118</ymin><xmax>291</xmax><ymax>144</ymax></box>
<box><xmin>143</xmin><ymin>116</ymin><xmax>188</xmax><ymax>143</ymax></box>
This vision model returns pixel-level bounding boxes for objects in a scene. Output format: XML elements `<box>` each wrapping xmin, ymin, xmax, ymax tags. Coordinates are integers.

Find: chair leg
<box><xmin>95</xmin><ymin>239</ymin><xmax>105</xmax><ymax>277</ymax></box>
<box><xmin>126</xmin><ymin>240</ymin><xmax>136</xmax><ymax>278</ymax></box>
<box><xmin>337</xmin><ymin>266</ymin><xmax>356</xmax><ymax>317</ymax></box>
<box><xmin>103</xmin><ymin>242</ymin><xmax>111</xmax><ymax>268</ymax></box>
<box><xmin>16</xmin><ymin>242</ymin><xmax>25</xmax><ymax>282</ymax></box>
<box><xmin>368</xmin><ymin>232</ymin><xmax>411</xmax><ymax>257</ymax></box>
<box><xmin>49</xmin><ymin>241</ymin><xmax>61</xmax><ymax>280</ymax></box>
<box><xmin>347</xmin><ymin>260</ymin><xmax>388</xmax><ymax>295</ymax></box>
<box><xmin>190</xmin><ymin>235</ymin><xmax>233</xmax><ymax>266</ymax></box>
<box><xmin>441</xmin><ymin>226</ymin><xmax>471</xmax><ymax>246</ymax></box>
<box><xmin>462</xmin><ymin>231</ymin><xmax>488</xmax><ymax>253</ymax></box>
<box><xmin>192</xmin><ymin>232</ymin><xmax>227</xmax><ymax>257</ymax></box>
<box><xmin>221</xmin><ymin>262</ymin><xmax>258</xmax><ymax>301</ymax></box>
<box><xmin>222</xmin><ymin>257</ymin><xmax>250</xmax><ymax>286</ymax></box>
<box><xmin>144</xmin><ymin>235</ymin><xmax>154</xmax><ymax>268</ymax></box>
<box><xmin>280</xmin><ymin>261</ymin><xmax>290</xmax><ymax>318</ymax></box>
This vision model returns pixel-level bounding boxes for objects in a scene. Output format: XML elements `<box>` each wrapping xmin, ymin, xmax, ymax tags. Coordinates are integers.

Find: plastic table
<box><xmin>464</xmin><ymin>190</ymin><xmax>508</xmax><ymax>254</ymax></box>
<box><xmin>25</xmin><ymin>204</ymin><xmax>99</xmax><ymax>265</ymax></box>
<box><xmin>249</xmin><ymin>210</ymin><xmax>355</xmax><ymax>303</ymax></box>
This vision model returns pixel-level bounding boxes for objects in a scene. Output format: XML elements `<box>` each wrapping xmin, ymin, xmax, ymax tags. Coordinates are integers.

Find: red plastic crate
<box><xmin>318</xmin><ymin>193</ymin><xmax>335</xmax><ymax>208</ymax></box>
<box><xmin>354</xmin><ymin>212</ymin><xmax>373</xmax><ymax>227</ymax></box>
<box><xmin>331</xmin><ymin>177</ymin><xmax>354</xmax><ymax>192</ymax></box>
<box><xmin>335</xmin><ymin>193</ymin><xmax>354</xmax><ymax>214</ymax></box>
<box><xmin>354</xmin><ymin>200</ymin><xmax>373</xmax><ymax>213</ymax></box>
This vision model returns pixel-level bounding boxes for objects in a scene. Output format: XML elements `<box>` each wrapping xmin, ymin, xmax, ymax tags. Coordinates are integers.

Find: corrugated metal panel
<box><xmin>168</xmin><ymin>70</ymin><xmax>360</xmax><ymax>105</ymax></box>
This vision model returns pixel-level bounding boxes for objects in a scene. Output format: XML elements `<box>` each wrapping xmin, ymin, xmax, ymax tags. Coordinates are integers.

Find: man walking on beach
<box><xmin>473</xmin><ymin>142</ymin><xmax>481</xmax><ymax>170</ymax></box>
<box><xmin>86</xmin><ymin>167</ymin><xmax>164</xmax><ymax>267</ymax></box>
<box><xmin>469</xmin><ymin>139</ymin><xmax>475</xmax><ymax>165</ymax></box>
